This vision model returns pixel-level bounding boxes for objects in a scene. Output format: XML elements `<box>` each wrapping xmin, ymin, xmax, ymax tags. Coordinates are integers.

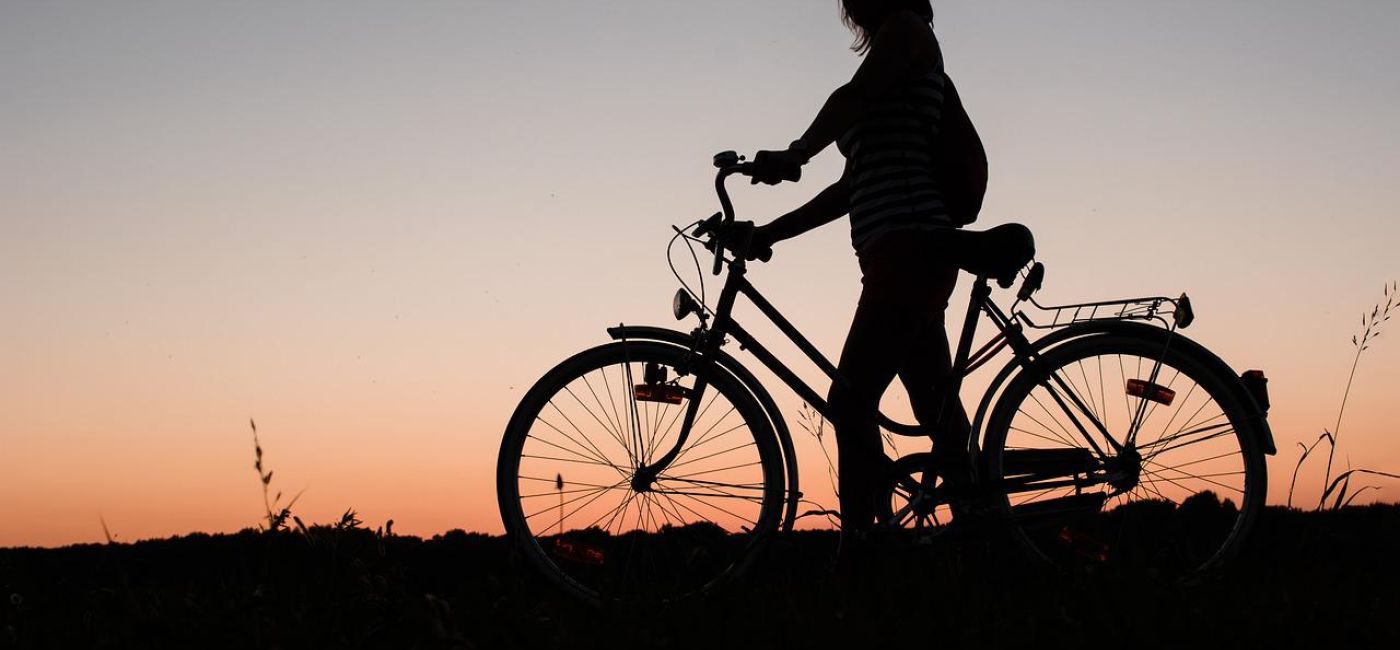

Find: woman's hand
<box><xmin>749</xmin><ymin>146</ymin><xmax>807</xmax><ymax>185</ymax></box>
<box><xmin>748</xmin><ymin>224</ymin><xmax>776</xmax><ymax>261</ymax></box>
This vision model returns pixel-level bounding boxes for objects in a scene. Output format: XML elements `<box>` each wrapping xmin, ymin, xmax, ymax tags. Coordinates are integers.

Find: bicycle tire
<box><xmin>496</xmin><ymin>341</ymin><xmax>784</xmax><ymax>605</ymax></box>
<box><xmin>982</xmin><ymin>333</ymin><xmax>1266</xmax><ymax>573</ymax></box>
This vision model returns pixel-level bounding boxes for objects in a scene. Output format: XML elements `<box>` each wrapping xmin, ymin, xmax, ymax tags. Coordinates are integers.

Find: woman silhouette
<box><xmin>748</xmin><ymin>0</ymin><xmax>981</xmax><ymax>545</ymax></box>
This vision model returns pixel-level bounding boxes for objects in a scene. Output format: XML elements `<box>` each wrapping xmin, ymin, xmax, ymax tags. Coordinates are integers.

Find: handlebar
<box><xmin>700</xmin><ymin>151</ymin><xmax>780</xmax><ymax>273</ymax></box>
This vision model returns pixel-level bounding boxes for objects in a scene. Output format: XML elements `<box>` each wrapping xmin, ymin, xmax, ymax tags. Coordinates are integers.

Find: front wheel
<box><xmin>983</xmin><ymin>334</ymin><xmax>1266</xmax><ymax>574</ymax></box>
<box><xmin>496</xmin><ymin>341</ymin><xmax>785</xmax><ymax>605</ymax></box>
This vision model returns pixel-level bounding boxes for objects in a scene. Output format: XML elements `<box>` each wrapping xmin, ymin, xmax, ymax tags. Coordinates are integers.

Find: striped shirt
<box><xmin>838</xmin><ymin>55</ymin><xmax>952</xmax><ymax>252</ymax></box>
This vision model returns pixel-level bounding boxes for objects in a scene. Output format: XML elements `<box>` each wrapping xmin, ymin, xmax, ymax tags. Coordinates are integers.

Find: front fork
<box><xmin>631</xmin><ymin>366</ymin><xmax>712</xmax><ymax>491</ymax></box>
<box><xmin>630</xmin><ymin>269</ymin><xmax>744</xmax><ymax>490</ymax></box>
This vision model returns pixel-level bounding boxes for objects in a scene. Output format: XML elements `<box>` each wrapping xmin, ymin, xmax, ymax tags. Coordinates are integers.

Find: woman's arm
<box><xmin>794</xmin><ymin>11</ymin><xmax>936</xmax><ymax>160</ymax></box>
<box><xmin>755</xmin><ymin>170</ymin><xmax>851</xmax><ymax>247</ymax></box>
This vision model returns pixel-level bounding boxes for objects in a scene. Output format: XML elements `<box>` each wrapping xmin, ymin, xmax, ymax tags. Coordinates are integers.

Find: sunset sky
<box><xmin>4</xmin><ymin>0</ymin><xmax>1399</xmax><ymax>547</ymax></box>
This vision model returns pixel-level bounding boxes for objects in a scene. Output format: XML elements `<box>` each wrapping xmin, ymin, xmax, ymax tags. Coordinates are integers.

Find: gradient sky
<box><xmin>3</xmin><ymin>0</ymin><xmax>1399</xmax><ymax>547</ymax></box>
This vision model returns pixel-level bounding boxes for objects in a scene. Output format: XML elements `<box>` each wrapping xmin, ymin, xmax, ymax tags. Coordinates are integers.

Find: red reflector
<box><xmin>634</xmin><ymin>384</ymin><xmax>686</xmax><ymax>404</ymax></box>
<box><xmin>1126</xmin><ymin>379</ymin><xmax>1175</xmax><ymax>406</ymax></box>
<box><xmin>1057</xmin><ymin>526</ymin><xmax>1109</xmax><ymax>563</ymax></box>
<box><xmin>553</xmin><ymin>539</ymin><xmax>604</xmax><ymax>565</ymax></box>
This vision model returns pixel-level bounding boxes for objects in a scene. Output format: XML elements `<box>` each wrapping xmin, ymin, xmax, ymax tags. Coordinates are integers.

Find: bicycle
<box><xmin>496</xmin><ymin>151</ymin><xmax>1277</xmax><ymax>605</ymax></box>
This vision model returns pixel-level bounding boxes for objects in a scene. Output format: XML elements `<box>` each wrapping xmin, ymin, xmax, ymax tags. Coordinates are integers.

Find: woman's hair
<box><xmin>840</xmin><ymin>0</ymin><xmax>934</xmax><ymax>54</ymax></box>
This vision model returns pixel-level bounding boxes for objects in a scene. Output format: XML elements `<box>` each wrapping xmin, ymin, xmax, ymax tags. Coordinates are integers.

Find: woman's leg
<box><xmin>828</xmin><ymin>235</ymin><xmax>954</xmax><ymax>531</ymax></box>
<box><xmin>828</xmin><ymin>297</ymin><xmax>915</xmax><ymax>532</ymax></box>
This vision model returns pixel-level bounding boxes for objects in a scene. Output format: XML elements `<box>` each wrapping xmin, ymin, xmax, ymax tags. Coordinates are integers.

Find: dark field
<box><xmin>2</xmin><ymin>505</ymin><xmax>1397</xmax><ymax>649</ymax></box>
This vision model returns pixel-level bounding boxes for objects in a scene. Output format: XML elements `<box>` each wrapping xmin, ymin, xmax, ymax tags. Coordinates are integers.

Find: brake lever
<box><xmin>692</xmin><ymin>212</ymin><xmax>724</xmax><ymax>238</ymax></box>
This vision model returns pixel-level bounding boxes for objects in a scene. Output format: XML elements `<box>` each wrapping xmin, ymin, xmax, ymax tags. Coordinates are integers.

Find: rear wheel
<box><xmin>496</xmin><ymin>341</ymin><xmax>784</xmax><ymax>605</ymax></box>
<box><xmin>983</xmin><ymin>334</ymin><xmax>1265</xmax><ymax>573</ymax></box>
<box><xmin>878</xmin><ymin>452</ymin><xmax>957</xmax><ymax>538</ymax></box>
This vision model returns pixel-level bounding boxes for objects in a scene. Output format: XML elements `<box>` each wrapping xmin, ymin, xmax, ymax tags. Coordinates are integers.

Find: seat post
<box><xmin>927</xmin><ymin>275</ymin><xmax>989</xmax><ymax>454</ymax></box>
<box><xmin>953</xmin><ymin>276</ymin><xmax>991</xmax><ymax>374</ymax></box>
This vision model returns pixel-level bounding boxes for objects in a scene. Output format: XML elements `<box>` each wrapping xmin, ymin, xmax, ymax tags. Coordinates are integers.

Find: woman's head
<box><xmin>840</xmin><ymin>0</ymin><xmax>933</xmax><ymax>54</ymax></box>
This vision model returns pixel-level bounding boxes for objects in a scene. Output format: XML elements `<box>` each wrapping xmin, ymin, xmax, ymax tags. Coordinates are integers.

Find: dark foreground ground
<box><xmin>2</xmin><ymin>505</ymin><xmax>1397</xmax><ymax>649</ymax></box>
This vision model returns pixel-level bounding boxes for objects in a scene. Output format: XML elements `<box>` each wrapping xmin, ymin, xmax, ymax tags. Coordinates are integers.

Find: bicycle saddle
<box><xmin>939</xmin><ymin>223</ymin><xmax>1036</xmax><ymax>288</ymax></box>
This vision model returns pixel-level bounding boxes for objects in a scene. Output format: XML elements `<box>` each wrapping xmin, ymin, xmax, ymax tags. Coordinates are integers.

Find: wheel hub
<box><xmin>1107</xmin><ymin>446</ymin><xmax>1143</xmax><ymax>491</ymax></box>
<box><xmin>629</xmin><ymin>468</ymin><xmax>656</xmax><ymax>493</ymax></box>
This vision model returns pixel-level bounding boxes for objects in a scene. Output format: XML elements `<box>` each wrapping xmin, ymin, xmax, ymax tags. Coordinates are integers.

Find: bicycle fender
<box><xmin>990</xmin><ymin>321</ymin><xmax>1277</xmax><ymax>456</ymax></box>
<box><xmin>606</xmin><ymin>325</ymin><xmax>803</xmax><ymax>530</ymax></box>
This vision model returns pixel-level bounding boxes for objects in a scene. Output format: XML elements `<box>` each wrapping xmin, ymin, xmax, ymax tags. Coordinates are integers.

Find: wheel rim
<box><xmin>502</xmin><ymin>345</ymin><xmax>779</xmax><ymax>602</ymax></box>
<box><xmin>990</xmin><ymin>339</ymin><xmax>1260</xmax><ymax>572</ymax></box>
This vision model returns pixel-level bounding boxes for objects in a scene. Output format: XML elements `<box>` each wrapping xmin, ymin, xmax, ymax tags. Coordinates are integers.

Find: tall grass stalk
<box><xmin>251</xmin><ymin>418</ymin><xmax>305</xmax><ymax>531</ymax></box>
<box><xmin>1288</xmin><ymin>282</ymin><xmax>1398</xmax><ymax>510</ymax></box>
<box><xmin>792</xmin><ymin>402</ymin><xmax>911</xmax><ymax>525</ymax></box>
<box><xmin>794</xmin><ymin>403</ymin><xmax>842</xmax><ymax>525</ymax></box>
<box><xmin>98</xmin><ymin>514</ymin><xmax>115</xmax><ymax>544</ymax></box>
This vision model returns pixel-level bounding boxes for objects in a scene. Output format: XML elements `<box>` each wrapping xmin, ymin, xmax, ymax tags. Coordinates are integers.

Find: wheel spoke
<box><xmin>668</xmin><ymin>406</ymin><xmax>738</xmax><ymax>464</ymax></box>
<box><xmin>1146</xmin><ymin>381</ymin><xmax>1199</xmax><ymax>450</ymax></box>
<box><xmin>1144</xmin><ymin>461</ymin><xmax>1245</xmax><ymax>494</ymax></box>
<box><xmin>1128</xmin><ymin>367</ymin><xmax>1181</xmax><ymax>444</ymax></box>
<box><xmin>656</xmin><ymin>476</ymin><xmax>767</xmax><ymax>491</ymax></box>
<box><xmin>1131</xmin><ymin>475</ymin><xmax>1171</xmax><ymax>503</ymax></box>
<box><xmin>519</xmin><ymin>475</ymin><xmax>616</xmax><ymax>489</ymax></box>
<box><xmin>663</xmin><ymin>460</ymin><xmax>763</xmax><ymax>480</ymax></box>
<box><xmin>648</xmin><ymin>397</ymin><xmax>691</xmax><ymax>465</ymax></box>
<box><xmin>590</xmin><ymin>487</ymin><xmax>636</xmax><ymax>533</ymax></box>
<box><xmin>1009</xmin><ymin>424</ymin><xmax>1078</xmax><ymax>449</ymax></box>
<box><xmin>521</xmin><ymin>485</ymin><xmax>625</xmax><ymax>499</ymax></box>
<box><xmin>622</xmin><ymin>361</ymin><xmax>646</xmax><ymax>466</ymax></box>
<box><xmin>575</xmin><ymin>376</ymin><xmax>632</xmax><ymax>461</ymax></box>
<box><xmin>597</xmin><ymin>363</ymin><xmax>633</xmax><ymax>464</ymax></box>
<box><xmin>521</xmin><ymin>452</ymin><xmax>624</xmax><ymax>468</ymax></box>
<box><xmin>1009</xmin><ymin>483</ymin><xmax>1073</xmax><ymax>507</ymax></box>
<box><xmin>666</xmin><ymin>490</ymin><xmax>758</xmax><ymax>527</ymax></box>
<box><xmin>1156</xmin><ymin>449</ymin><xmax>1241</xmax><ymax>472</ymax></box>
<box><xmin>546</xmin><ymin>399</ymin><xmax>632</xmax><ymax>469</ymax></box>
<box><xmin>1142</xmin><ymin>390</ymin><xmax>1216</xmax><ymax>457</ymax></box>
<box><xmin>524</xmin><ymin>479</ymin><xmax>629</xmax><ymax>522</ymax></box>
<box><xmin>1023</xmin><ymin>392</ymin><xmax>1084</xmax><ymax>449</ymax></box>
<box><xmin>527</xmin><ymin>429</ymin><xmax>626</xmax><ymax>477</ymax></box>
<box><xmin>1043</xmin><ymin>368</ymin><xmax>1120</xmax><ymax>452</ymax></box>
<box><xmin>664</xmin><ymin>439</ymin><xmax>756</xmax><ymax>472</ymax></box>
<box><xmin>1141</xmin><ymin>420</ymin><xmax>1235</xmax><ymax>460</ymax></box>
<box><xmin>650</xmin><ymin>489</ymin><xmax>764</xmax><ymax>503</ymax></box>
<box><xmin>1073</xmin><ymin>358</ymin><xmax>1101</xmax><ymax>424</ymax></box>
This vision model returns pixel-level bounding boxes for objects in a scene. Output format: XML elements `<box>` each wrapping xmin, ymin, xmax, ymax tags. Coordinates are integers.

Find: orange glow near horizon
<box><xmin>3</xmin><ymin>1</ymin><xmax>1400</xmax><ymax>547</ymax></box>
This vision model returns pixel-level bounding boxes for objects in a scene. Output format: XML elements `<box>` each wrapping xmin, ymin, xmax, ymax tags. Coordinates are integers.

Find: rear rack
<box><xmin>1018</xmin><ymin>293</ymin><xmax>1194</xmax><ymax>330</ymax></box>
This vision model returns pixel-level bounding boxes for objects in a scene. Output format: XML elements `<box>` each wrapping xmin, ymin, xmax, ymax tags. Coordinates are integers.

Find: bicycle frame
<box><xmin>633</xmin><ymin>166</ymin><xmax>1145</xmax><ymax>490</ymax></box>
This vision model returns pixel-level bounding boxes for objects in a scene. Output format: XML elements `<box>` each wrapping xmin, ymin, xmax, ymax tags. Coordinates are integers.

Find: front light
<box><xmin>672</xmin><ymin>289</ymin><xmax>700</xmax><ymax>321</ymax></box>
